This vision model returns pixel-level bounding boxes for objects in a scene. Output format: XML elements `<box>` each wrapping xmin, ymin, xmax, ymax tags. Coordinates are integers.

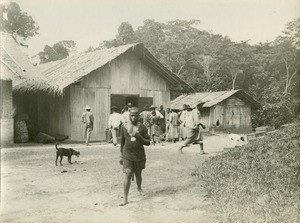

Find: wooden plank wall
<box><xmin>46</xmin><ymin>89</ymin><xmax>71</xmax><ymax>137</ymax></box>
<box><xmin>109</xmin><ymin>52</ymin><xmax>170</xmax><ymax>107</ymax></box>
<box><xmin>223</xmin><ymin>96</ymin><xmax>252</xmax><ymax>129</ymax></box>
<box><xmin>210</xmin><ymin>105</ymin><xmax>225</xmax><ymax>128</ymax></box>
<box><xmin>41</xmin><ymin>51</ymin><xmax>171</xmax><ymax>141</ymax></box>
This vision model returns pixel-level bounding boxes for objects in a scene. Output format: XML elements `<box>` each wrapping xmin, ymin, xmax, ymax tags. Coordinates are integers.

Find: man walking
<box><xmin>178</xmin><ymin>102</ymin><xmax>207</xmax><ymax>154</ymax></box>
<box><xmin>81</xmin><ymin>105</ymin><xmax>94</xmax><ymax>146</ymax></box>
<box><xmin>108</xmin><ymin>106</ymin><xmax>125</xmax><ymax>146</ymax></box>
<box><xmin>119</xmin><ymin>107</ymin><xmax>150</xmax><ymax>206</ymax></box>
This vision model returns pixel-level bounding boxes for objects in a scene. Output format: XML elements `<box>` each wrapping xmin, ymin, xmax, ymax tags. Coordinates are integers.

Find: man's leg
<box><xmin>179</xmin><ymin>128</ymin><xmax>198</xmax><ymax>153</ymax></box>
<box><xmin>111</xmin><ymin>128</ymin><xmax>117</xmax><ymax>146</ymax></box>
<box><xmin>135</xmin><ymin>170</ymin><xmax>144</xmax><ymax>195</ymax></box>
<box><xmin>121</xmin><ymin>171</ymin><xmax>133</xmax><ymax>206</ymax></box>
<box><xmin>198</xmin><ymin>133</ymin><xmax>206</xmax><ymax>154</ymax></box>
<box><xmin>178</xmin><ymin>137</ymin><xmax>193</xmax><ymax>153</ymax></box>
<box><xmin>86</xmin><ymin>128</ymin><xmax>92</xmax><ymax>145</ymax></box>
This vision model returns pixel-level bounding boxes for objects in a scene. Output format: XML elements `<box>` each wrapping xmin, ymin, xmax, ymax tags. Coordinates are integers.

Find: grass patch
<box><xmin>196</xmin><ymin>122</ymin><xmax>300</xmax><ymax>223</ymax></box>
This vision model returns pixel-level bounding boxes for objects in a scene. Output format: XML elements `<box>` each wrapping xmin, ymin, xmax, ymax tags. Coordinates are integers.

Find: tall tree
<box><xmin>0</xmin><ymin>2</ymin><xmax>39</xmax><ymax>41</ymax></box>
<box><xmin>38</xmin><ymin>40</ymin><xmax>77</xmax><ymax>63</ymax></box>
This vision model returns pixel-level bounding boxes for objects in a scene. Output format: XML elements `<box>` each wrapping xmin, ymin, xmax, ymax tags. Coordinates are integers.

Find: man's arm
<box><xmin>120</xmin><ymin>114</ymin><xmax>125</xmax><ymax>124</ymax></box>
<box><xmin>120</xmin><ymin>125</ymin><xmax>125</xmax><ymax>154</ymax></box>
<box><xmin>135</xmin><ymin>125</ymin><xmax>150</xmax><ymax>146</ymax></box>
<box><xmin>81</xmin><ymin>113</ymin><xmax>85</xmax><ymax>123</ymax></box>
<box><xmin>156</xmin><ymin>110</ymin><xmax>164</xmax><ymax>119</ymax></box>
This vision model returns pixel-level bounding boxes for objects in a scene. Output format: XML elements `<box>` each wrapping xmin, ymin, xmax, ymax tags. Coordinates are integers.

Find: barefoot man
<box><xmin>120</xmin><ymin>107</ymin><xmax>151</xmax><ymax>206</ymax></box>
<box><xmin>178</xmin><ymin>102</ymin><xmax>207</xmax><ymax>154</ymax></box>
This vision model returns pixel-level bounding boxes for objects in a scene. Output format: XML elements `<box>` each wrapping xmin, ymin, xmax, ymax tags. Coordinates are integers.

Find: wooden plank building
<box><xmin>15</xmin><ymin>43</ymin><xmax>193</xmax><ymax>141</ymax></box>
<box><xmin>171</xmin><ymin>90</ymin><xmax>260</xmax><ymax>131</ymax></box>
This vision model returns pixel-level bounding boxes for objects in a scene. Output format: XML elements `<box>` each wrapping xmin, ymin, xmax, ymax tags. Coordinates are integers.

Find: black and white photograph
<box><xmin>1</xmin><ymin>0</ymin><xmax>299</xmax><ymax>222</ymax></box>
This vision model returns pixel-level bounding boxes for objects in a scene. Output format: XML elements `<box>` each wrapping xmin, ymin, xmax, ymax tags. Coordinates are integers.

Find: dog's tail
<box><xmin>55</xmin><ymin>143</ymin><xmax>59</xmax><ymax>150</ymax></box>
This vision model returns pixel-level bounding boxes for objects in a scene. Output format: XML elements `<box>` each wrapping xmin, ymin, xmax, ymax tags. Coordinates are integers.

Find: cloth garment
<box><xmin>183</xmin><ymin>127</ymin><xmax>203</xmax><ymax>146</ymax></box>
<box><xmin>81</xmin><ymin>111</ymin><xmax>94</xmax><ymax>144</ymax></box>
<box><xmin>150</xmin><ymin>115</ymin><xmax>162</xmax><ymax>141</ymax></box>
<box><xmin>120</xmin><ymin>122</ymin><xmax>150</xmax><ymax>162</ymax></box>
<box><xmin>169</xmin><ymin>112</ymin><xmax>179</xmax><ymax>140</ymax></box>
<box><xmin>179</xmin><ymin>110</ymin><xmax>188</xmax><ymax>138</ymax></box>
<box><xmin>122</xmin><ymin>111</ymin><xmax>130</xmax><ymax>124</ymax></box>
<box><xmin>185</xmin><ymin>108</ymin><xmax>202</xmax><ymax>129</ymax></box>
<box><xmin>159</xmin><ymin>109</ymin><xmax>166</xmax><ymax>133</ymax></box>
<box><xmin>122</xmin><ymin>158</ymin><xmax>146</xmax><ymax>174</ymax></box>
<box><xmin>109</xmin><ymin>112</ymin><xmax>125</xmax><ymax>129</ymax></box>
<box><xmin>81</xmin><ymin>111</ymin><xmax>94</xmax><ymax>129</ymax></box>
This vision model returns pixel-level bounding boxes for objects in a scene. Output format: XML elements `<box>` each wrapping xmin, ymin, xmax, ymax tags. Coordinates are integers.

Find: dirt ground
<box><xmin>1</xmin><ymin>134</ymin><xmax>233</xmax><ymax>223</ymax></box>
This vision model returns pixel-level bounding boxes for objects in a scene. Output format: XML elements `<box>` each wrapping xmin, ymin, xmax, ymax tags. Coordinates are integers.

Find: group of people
<box><xmin>81</xmin><ymin>102</ymin><xmax>207</xmax><ymax>154</ymax></box>
<box><xmin>81</xmin><ymin>102</ymin><xmax>207</xmax><ymax>206</ymax></box>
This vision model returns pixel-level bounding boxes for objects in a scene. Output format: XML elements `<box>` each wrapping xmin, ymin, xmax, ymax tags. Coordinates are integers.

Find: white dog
<box><xmin>227</xmin><ymin>131</ymin><xmax>245</xmax><ymax>147</ymax></box>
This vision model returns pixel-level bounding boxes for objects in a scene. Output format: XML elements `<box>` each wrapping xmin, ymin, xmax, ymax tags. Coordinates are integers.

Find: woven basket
<box><xmin>14</xmin><ymin>120</ymin><xmax>29</xmax><ymax>143</ymax></box>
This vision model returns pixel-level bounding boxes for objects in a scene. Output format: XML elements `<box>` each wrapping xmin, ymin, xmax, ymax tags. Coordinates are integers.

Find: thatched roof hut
<box><xmin>14</xmin><ymin>43</ymin><xmax>194</xmax><ymax>95</ymax></box>
<box><xmin>0</xmin><ymin>32</ymin><xmax>46</xmax><ymax>85</ymax></box>
<box><xmin>1</xmin><ymin>32</ymin><xmax>47</xmax><ymax>146</ymax></box>
<box><xmin>13</xmin><ymin>43</ymin><xmax>193</xmax><ymax>142</ymax></box>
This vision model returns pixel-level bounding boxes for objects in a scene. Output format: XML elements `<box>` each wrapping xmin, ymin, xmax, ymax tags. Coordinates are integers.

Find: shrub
<box><xmin>197</xmin><ymin>122</ymin><xmax>300</xmax><ymax>223</ymax></box>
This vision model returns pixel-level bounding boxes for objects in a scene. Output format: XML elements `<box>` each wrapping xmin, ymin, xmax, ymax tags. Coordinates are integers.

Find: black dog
<box><xmin>55</xmin><ymin>144</ymin><xmax>80</xmax><ymax>166</ymax></box>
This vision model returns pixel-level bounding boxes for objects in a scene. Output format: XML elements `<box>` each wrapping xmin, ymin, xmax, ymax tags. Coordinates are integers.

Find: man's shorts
<box><xmin>122</xmin><ymin>158</ymin><xmax>146</xmax><ymax>174</ymax></box>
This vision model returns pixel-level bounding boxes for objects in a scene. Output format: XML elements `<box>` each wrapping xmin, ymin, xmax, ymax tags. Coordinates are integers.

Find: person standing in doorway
<box><xmin>108</xmin><ymin>106</ymin><xmax>125</xmax><ymax>146</ymax></box>
<box><xmin>81</xmin><ymin>105</ymin><xmax>94</xmax><ymax>146</ymax></box>
<box><xmin>122</xmin><ymin>102</ymin><xmax>133</xmax><ymax>113</ymax></box>
<box><xmin>178</xmin><ymin>102</ymin><xmax>207</xmax><ymax>154</ymax></box>
<box><xmin>119</xmin><ymin>107</ymin><xmax>150</xmax><ymax>206</ymax></box>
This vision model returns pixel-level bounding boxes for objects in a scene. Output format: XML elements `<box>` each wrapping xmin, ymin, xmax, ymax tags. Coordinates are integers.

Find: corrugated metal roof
<box><xmin>171</xmin><ymin>90</ymin><xmax>260</xmax><ymax>109</ymax></box>
<box><xmin>14</xmin><ymin>43</ymin><xmax>194</xmax><ymax>94</ymax></box>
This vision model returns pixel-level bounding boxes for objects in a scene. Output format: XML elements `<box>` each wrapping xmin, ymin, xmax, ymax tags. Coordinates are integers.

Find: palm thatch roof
<box><xmin>14</xmin><ymin>43</ymin><xmax>194</xmax><ymax>95</ymax></box>
<box><xmin>0</xmin><ymin>32</ymin><xmax>47</xmax><ymax>87</ymax></box>
<box><xmin>171</xmin><ymin>90</ymin><xmax>260</xmax><ymax>109</ymax></box>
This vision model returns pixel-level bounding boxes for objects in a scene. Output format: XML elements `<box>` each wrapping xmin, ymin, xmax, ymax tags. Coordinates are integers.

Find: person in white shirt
<box><xmin>179</xmin><ymin>102</ymin><xmax>207</xmax><ymax>154</ymax></box>
<box><xmin>227</xmin><ymin>132</ymin><xmax>245</xmax><ymax>147</ymax></box>
<box><xmin>179</xmin><ymin>104</ymin><xmax>188</xmax><ymax>140</ymax></box>
<box><xmin>122</xmin><ymin>106</ymin><xmax>130</xmax><ymax>124</ymax></box>
<box><xmin>81</xmin><ymin>105</ymin><xmax>94</xmax><ymax>146</ymax></box>
<box><xmin>109</xmin><ymin>106</ymin><xmax>125</xmax><ymax>146</ymax></box>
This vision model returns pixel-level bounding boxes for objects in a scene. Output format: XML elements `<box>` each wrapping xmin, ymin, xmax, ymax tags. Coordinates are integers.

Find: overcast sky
<box><xmin>6</xmin><ymin>0</ymin><xmax>300</xmax><ymax>56</ymax></box>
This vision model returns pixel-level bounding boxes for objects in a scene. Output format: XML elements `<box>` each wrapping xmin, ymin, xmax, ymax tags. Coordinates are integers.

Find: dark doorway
<box><xmin>110</xmin><ymin>94</ymin><xmax>153</xmax><ymax>113</ymax></box>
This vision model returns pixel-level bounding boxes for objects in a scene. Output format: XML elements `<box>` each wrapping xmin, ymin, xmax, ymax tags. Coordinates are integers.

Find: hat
<box><xmin>111</xmin><ymin>106</ymin><xmax>118</xmax><ymax>111</ymax></box>
<box><xmin>85</xmin><ymin>105</ymin><xmax>91</xmax><ymax>110</ymax></box>
<box><xmin>149</xmin><ymin>105</ymin><xmax>157</xmax><ymax>109</ymax></box>
<box><xmin>130</xmin><ymin>107</ymin><xmax>139</xmax><ymax>114</ymax></box>
<box><xmin>127</xmin><ymin>102</ymin><xmax>132</xmax><ymax>106</ymax></box>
